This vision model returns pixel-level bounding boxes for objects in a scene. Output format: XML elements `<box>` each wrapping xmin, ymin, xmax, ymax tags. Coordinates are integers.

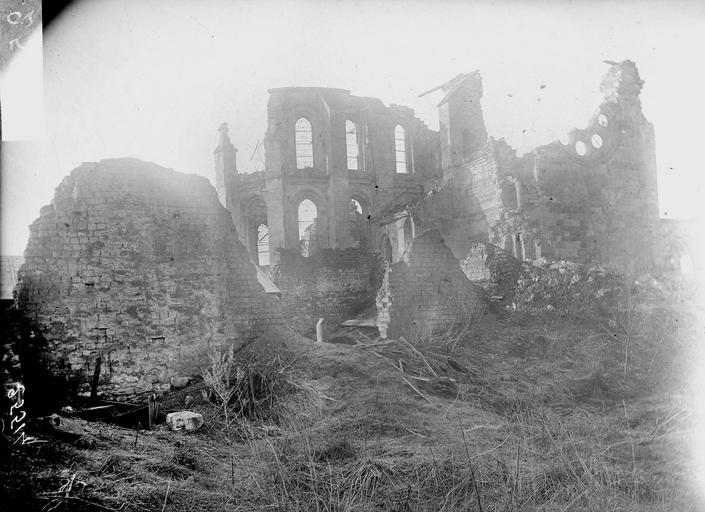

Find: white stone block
<box><xmin>166</xmin><ymin>411</ymin><xmax>204</xmax><ymax>432</ymax></box>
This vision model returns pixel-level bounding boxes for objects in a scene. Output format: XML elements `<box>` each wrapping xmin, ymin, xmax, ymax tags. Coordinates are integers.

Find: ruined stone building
<box><xmin>4</xmin><ymin>60</ymin><xmax>662</xmax><ymax>399</ymax></box>
<box><xmin>217</xmin><ymin>60</ymin><xmax>659</xmax><ymax>274</ymax></box>
<box><xmin>215</xmin><ymin>87</ymin><xmax>440</xmax><ymax>266</ymax></box>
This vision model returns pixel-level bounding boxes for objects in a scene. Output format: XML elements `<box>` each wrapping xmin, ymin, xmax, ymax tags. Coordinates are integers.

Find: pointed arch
<box><xmin>380</xmin><ymin>234</ymin><xmax>393</xmax><ymax>263</ymax></box>
<box><xmin>349</xmin><ymin>197</ymin><xmax>368</xmax><ymax>249</ymax></box>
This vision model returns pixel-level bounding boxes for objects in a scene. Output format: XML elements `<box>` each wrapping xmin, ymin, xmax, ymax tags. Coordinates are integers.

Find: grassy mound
<box><xmin>2</xmin><ymin>270</ymin><xmax>703</xmax><ymax>511</ymax></box>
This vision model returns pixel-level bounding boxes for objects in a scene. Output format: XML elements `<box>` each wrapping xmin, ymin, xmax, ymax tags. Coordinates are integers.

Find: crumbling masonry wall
<box><xmin>216</xmin><ymin>87</ymin><xmax>440</xmax><ymax>265</ymax></box>
<box><xmin>460</xmin><ymin>242</ymin><xmax>528</xmax><ymax>301</ymax></box>
<box><xmin>525</xmin><ymin>61</ymin><xmax>659</xmax><ymax>271</ymax></box>
<box><xmin>15</xmin><ymin>158</ymin><xmax>282</xmax><ymax>398</ymax></box>
<box><xmin>393</xmin><ymin>60</ymin><xmax>659</xmax><ymax>274</ymax></box>
<box><xmin>376</xmin><ymin>230</ymin><xmax>487</xmax><ymax>339</ymax></box>
<box><xmin>271</xmin><ymin>248</ymin><xmax>384</xmax><ymax>337</ymax></box>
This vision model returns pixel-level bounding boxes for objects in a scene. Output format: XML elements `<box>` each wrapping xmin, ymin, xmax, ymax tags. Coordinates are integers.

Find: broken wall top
<box><xmin>16</xmin><ymin>158</ymin><xmax>283</xmax><ymax>398</ymax></box>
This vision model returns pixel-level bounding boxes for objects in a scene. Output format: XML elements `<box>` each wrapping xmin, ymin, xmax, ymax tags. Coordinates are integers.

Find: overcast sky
<box><xmin>2</xmin><ymin>0</ymin><xmax>704</xmax><ymax>254</ymax></box>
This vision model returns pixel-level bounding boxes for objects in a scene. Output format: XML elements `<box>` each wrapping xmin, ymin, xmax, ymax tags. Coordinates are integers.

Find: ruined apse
<box><xmin>217</xmin><ymin>60</ymin><xmax>658</xmax><ymax>274</ymax></box>
<box><xmin>375</xmin><ymin>60</ymin><xmax>659</xmax><ymax>274</ymax></box>
<box><xmin>214</xmin><ymin>87</ymin><xmax>440</xmax><ymax>266</ymax></box>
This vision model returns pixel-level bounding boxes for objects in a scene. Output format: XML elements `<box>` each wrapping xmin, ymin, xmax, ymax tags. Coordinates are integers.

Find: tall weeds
<box><xmin>202</xmin><ymin>345</ymin><xmax>237</xmax><ymax>486</ymax></box>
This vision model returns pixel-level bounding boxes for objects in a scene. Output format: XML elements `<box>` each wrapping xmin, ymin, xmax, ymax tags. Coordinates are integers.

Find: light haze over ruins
<box><xmin>8</xmin><ymin>55</ymin><xmax>693</xmax><ymax>395</ymax></box>
<box><xmin>3</xmin><ymin>2</ymin><xmax>705</xmax><ymax>509</ymax></box>
<box><xmin>217</xmin><ymin>61</ymin><xmax>660</xmax><ymax>275</ymax></box>
<box><xmin>2</xmin><ymin>0</ymin><xmax>705</xmax><ymax>257</ymax></box>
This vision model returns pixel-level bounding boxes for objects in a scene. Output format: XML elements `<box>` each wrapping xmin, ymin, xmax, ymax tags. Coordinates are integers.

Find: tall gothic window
<box><xmin>394</xmin><ymin>125</ymin><xmax>408</xmax><ymax>173</ymax></box>
<box><xmin>346</xmin><ymin>120</ymin><xmax>360</xmax><ymax>170</ymax></box>
<box><xmin>295</xmin><ymin>118</ymin><xmax>314</xmax><ymax>169</ymax></box>
<box><xmin>349</xmin><ymin>198</ymin><xmax>365</xmax><ymax>248</ymax></box>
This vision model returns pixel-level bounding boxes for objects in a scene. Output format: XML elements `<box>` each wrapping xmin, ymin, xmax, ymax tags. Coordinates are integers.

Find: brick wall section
<box><xmin>15</xmin><ymin>158</ymin><xmax>282</xmax><ymax>398</ymax></box>
<box><xmin>376</xmin><ymin>229</ymin><xmax>487</xmax><ymax>339</ymax></box>
<box><xmin>270</xmin><ymin>248</ymin><xmax>383</xmax><ymax>337</ymax></box>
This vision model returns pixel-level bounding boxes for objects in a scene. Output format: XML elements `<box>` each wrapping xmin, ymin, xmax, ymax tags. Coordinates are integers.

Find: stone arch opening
<box><xmin>243</xmin><ymin>195</ymin><xmax>267</xmax><ymax>263</ymax></box>
<box><xmin>380</xmin><ymin>234</ymin><xmax>393</xmax><ymax>264</ymax></box>
<box><xmin>349</xmin><ymin>195</ymin><xmax>370</xmax><ymax>249</ymax></box>
<box><xmin>256</xmin><ymin>224</ymin><xmax>270</xmax><ymax>266</ymax></box>
<box><xmin>346</xmin><ymin>120</ymin><xmax>360</xmax><ymax>170</ymax></box>
<box><xmin>400</xmin><ymin>215</ymin><xmax>414</xmax><ymax>257</ymax></box>
<box><xmin>394</xmin><ymin>124</ymin><xmax>409</xmax><ymax>173</ymax></box>
<box><xmin>295</xmin><ymin>117</ymin><xmax>314</xmax><ymax>169</ymax></box>
<box><xmin>297</xmin><ymin>198</ymin><xmax>318</xmax><ymax>257</ymax></box>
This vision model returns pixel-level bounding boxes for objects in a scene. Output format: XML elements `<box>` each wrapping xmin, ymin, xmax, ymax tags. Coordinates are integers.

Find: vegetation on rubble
<box><xmin>1</xmin><ymin>267</ymin><xmax>703</xmax><ymax>511</ymax></box>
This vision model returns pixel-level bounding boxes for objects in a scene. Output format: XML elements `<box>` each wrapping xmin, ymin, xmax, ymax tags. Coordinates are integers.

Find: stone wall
<box><xmin>216</xmin><ymin>87</ymin><xmax>439</xmax><ymax>266</ymax></box>
<box><xmin>270</xmin><ymin>248</ymin><xmax>383</xmax><ymax>337</ymax></box>
<box><xmin>414</xmin><ymin>60</ymin><xmax>659</xmax><ymax>274</ymax></box>
<box><xmin>521</xmin><ymin>63</ymin><xmax>658</xmax><ymax>272</ymax></box>
<box><xmin>376</xmin><ymin>230</ymin><xmax>487</xmax><ymax>339</ymax></box>
<box><xmin>15</xmin><ymin>158</ymin><xmax>282</xmax><ymax>398</ymax></box>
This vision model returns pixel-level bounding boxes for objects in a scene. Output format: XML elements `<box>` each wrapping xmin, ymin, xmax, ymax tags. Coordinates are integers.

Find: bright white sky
<box><xmin>2</xmin><ymin>0</ymin><xmax>705</xmax><ymax>254</ymax></box>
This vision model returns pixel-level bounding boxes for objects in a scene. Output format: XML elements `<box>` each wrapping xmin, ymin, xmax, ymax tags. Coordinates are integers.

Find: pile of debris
<box><xmin>460</xmin><ymin>241</ymin><xmax>530</xmax><ymax>303</ymax></box>
<box><xmin>512</xmin><ymin>259</ymin><xmax>625</xmax><ymax>315</ymax></box>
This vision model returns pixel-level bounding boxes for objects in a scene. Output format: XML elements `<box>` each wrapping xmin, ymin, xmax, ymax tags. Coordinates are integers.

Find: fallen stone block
<box><xmin>166</xmin><ymin>411</ymin><xmax>204</xmax><ymax>432</ymax></box>
<box><xmin>170</xmin><ymin>376</ymin><xmax>190</xmax><ymax>389</ymax></box>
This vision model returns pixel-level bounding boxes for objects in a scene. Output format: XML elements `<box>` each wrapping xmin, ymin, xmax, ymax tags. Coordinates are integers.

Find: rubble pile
<box><xmin>513</xmin><ymin>259</ymin><xmax>628</xmax><ymax>315</ymax></box>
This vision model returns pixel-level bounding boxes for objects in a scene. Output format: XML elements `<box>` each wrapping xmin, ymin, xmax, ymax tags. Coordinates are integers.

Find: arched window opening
<box><xmin>394</xmin><ymin>125</ymin><xmax>408</xmax><ymax>174</ymax></box>
<box><xmin>297</xmin><ymin>199</ymin><xmax>318</xmax><ymax>256</ymax></box>
<box><xmin>243</xmin><ymin>195</ymin><xmax>267</xmax><ymax>264</ymax></box>
<box><xmin>380</xmin><ymin>235</ymin><xmax>393</xmax><ymax>264</ymax></box>
<box><xmin>257</xmin><ymin>224</ymin><xmax>270</xmax><ymax>266</ymax></box>
<box><xmin>349</xmin><ymin>199</ymin><xmax>365</xmax><ymax>248</ymax></box>
<box><xmin>346</xmin><ymin>120</ymin><xmax>360</xmax><ymax>170</ymax></box>
<box><xmin>295</xmin><ymin>118</ymin><xmax>314</xmax><ymax>169</ymax></box>
<box><xmin>396</xmin><ymin>216</ymin><xmax>413</xmax><ymax>258</ymax></box>
<box><xmin>350</xmin><ymin>198</ymin><xmax>363</xmax><ymax>215</ymax></box>
<box><xmin>401</xmin><ymin>216</ymin><xmax>413</xmax><ymax>255</ymax></box>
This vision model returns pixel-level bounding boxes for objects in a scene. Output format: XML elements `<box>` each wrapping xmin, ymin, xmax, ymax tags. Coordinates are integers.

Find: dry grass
<box><xmin>2</xmin><ymin>273</ymin><xmax>703</xmax><ymax>511</ymax></box>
